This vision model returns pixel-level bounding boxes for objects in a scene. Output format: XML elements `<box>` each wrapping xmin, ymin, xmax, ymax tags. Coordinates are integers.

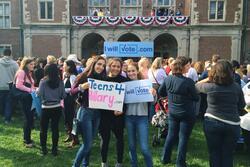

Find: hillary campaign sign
<box><xmin>124</xmin><ymin>79</ymin><xmax>154</xmax><ymax>103</ymax></box>
<box><xmin>104</xmin><ymin>42</ymin><xmax>154</xmax><ymax>57</ymax></box>
<box><xmin>88</xmin><ymin>78</ymin><xmax>126</xmax><ymax>112</ymax></box>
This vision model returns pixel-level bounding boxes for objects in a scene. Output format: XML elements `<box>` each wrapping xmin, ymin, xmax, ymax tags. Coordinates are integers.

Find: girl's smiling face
<box><xmin>94</xmin><ymin>59</ymin><xmax>106</xmax><ymax>74</ymax></box>
<box><xmin>127</xmin><ymin>65</ymin><xmax>139</xmax><ymax>80</ymax></box>
<box><xmin>109</xmin><ymin>60</ymin><xmax>122</xmax><ymax>77</ymax></box>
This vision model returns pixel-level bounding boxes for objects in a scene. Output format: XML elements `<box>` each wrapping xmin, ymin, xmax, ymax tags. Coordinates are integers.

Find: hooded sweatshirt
<box><xmin>0</xmin><ymin>56</ymin><xmax>19</xmax><ymax>90</ymax></box>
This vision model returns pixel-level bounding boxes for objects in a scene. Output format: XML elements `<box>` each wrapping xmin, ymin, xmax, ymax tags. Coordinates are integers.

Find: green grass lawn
<box><xmin>0</xmin><ymin>113</ymin><xmax>249</xmax><ymax>167</ymax></box>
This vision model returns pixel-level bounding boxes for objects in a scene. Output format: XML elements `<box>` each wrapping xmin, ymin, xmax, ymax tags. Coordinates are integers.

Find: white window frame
<box><xmin>0</xmin><ymin>44</ymin><xmax>12</xmax><ymax>56</ymax></box>
<box><xmin>120</xmin><ymin>0</ymin><xmax>142</xmax><ymax>16</ymax></box>
<box><xmin>153</xmin><ymin>0</ymin><xmax>175</xmax><ymax>7</ymax></box>
<box><xmin>38</xmin><ymin>0</ymin><xmax>54</xmax><ymax>21</ymax></box>
<box><xmin>208</xmin><ymin>0</ymin><xmax>226</xmax><ymax>21</ymax></box>
<box><xmin>0</xmin><ymin>1</ymin><xmax>11</xmax><ymax>29</ymax></box>
<box><xmin>88</xmin><ymin>0</ymin><xmax>110</xmax><ymax>16</ymax></box>
<box><xmin>152</xmin><ymin>0</ymin><xmax>176</xmax><ymax>15</ymax></box>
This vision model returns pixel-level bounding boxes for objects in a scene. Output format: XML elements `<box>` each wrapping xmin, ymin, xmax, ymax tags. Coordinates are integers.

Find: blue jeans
<box><xmin>126</xmin><ymin>115</ymin><xmax>153</xmax><ymax>167</ymax></box>
<box><xmin>204</xmin><ymin>117</ymin><xmax>240</xmax><ymax>167</ymax></box>
<box><xmin>73</xmin><ymin>107</ymin><xmax>100</xmax><ymax>167</ymax></box>
<box><xmin>0</xmin><ymin>90</ymin><xmax>12</xmax><ymax>122</ymax></box>
<box><xmin>161</xmin><ymin>114</ymin><xmax>195</xmax><ymax>167</ymax></box>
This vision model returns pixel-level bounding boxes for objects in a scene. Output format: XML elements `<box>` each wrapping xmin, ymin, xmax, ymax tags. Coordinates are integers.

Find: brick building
<box><xmin>0</xmin><ymin>0</ymin><xmax>249</xmax><ymax>62</ymax></box>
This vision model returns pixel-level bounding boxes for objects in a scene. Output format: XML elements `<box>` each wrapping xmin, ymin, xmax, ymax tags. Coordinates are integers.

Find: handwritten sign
<box><xmin>88</xmin><ymin>78</ymin><xmax>126</xmax><ymax>112</ymax></box>
<box><xmin>124</xmin><ymin>79</ymin><xmax>154</xmax><ymax>104</ymax></box>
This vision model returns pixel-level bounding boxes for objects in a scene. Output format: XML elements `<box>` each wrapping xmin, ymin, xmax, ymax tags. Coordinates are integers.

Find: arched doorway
<box><xmin>118</xmin><ymin>33</ymin><xmax>141</xmax><ymax>42</ymax></box>
<box><xmin>154</xmin><ymin>33</ymin><xmax>178</xmax><ymax>58</ymax></box>
<box><xmin>81</xmin><ymin>33</ymin><xmax>105</xmax><ymax>59</ymax></box>
<box><xmin>117</xmin><ymin>33</ymin><xmax>141</xmax><ymax>61</ymax></box>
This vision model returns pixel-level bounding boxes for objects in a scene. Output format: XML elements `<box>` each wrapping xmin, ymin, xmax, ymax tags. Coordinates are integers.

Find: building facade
<box><xmin>0</xmin><ymin>0</ymin><xmax>249</xmax><ymax>62</ymax></box>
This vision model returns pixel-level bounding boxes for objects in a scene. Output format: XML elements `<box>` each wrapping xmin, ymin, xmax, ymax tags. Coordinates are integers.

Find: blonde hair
<box><xmin>47</xmin><ymin>55</ymin><xmax>57</xmax><ymax>65</ymax></box>
<box><xmin>151</xmin><ymin>57</ymin><xmax>163</xmax><ymax>71</ymax></box>
<box><xmin>138</xmin><ymin>57</ymin><xmax>151</xmax><ymax>69</ymax></box>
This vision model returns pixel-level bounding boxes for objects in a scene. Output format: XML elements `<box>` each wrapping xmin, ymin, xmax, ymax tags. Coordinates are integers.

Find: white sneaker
<box><xmin>101</xmin><ymin>162</ymin><xmax>108</xmax><ymax>167</ymax></box>
<box><xmin>115</xmin><ymin>163</ymin><xmax>122</xmax><ymax>167</ymax></box>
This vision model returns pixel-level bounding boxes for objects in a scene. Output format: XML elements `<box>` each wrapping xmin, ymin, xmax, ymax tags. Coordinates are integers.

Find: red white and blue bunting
<box><xmin>72</xmin><ymin>16</ymin><xmax>189</xmax><ymax>26</ymax></box>
<box><xmin>138</xmin><ymin>17</ymin><xmax>154</xmax><ymax>26</ymax></box>
<box><xmin>72</xmin><ymin>16</ymin><xmax>88</xmax><ymax>25</ymax></box>
<box><xmin>105</xmin><ymin>16</ymin><xmax>121</xmax><ymax>26</ymax></box>
<box><xmin>172</xmin><ymin>16</ymin><xmax>189</xmax><ymax>26</ymax></box>
<box><xmin>121</xmin><ymin>16</ymin><xmax>138</xmax><ymax>26</ymax></box>
<box><xmin>155</xmin><ymin>16</ymin><xmax>171</xmax><ymax>26</ymax></box>
<box><xmin>88</xmin><ymin>16</ymin><xmax>104</xmax><ymax>26</ymax></box>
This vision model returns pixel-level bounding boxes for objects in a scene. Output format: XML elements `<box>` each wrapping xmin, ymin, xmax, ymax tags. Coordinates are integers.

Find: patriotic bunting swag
<box><xmin>72</xmin><ymin>16</ymin><xmax>189</xmax><ymax>26</ymax></box>
<box><xmin>105</xmin><ymin>16</ymin><xmax>121</xmax><ymax>26</ymax></box>
<box><xmin>138</xmin><ymin>17</ymin><xmax>154</xmax><ymax>26</ymax></box>
<box><xmin>88</xmin><ymin>16</ymin><xmax>104</xmax><ymax>26</ymax></box>
<box><xmin>72</xmin><ymin>16</ymin><xmax>88</xmax><ymax>25</ymax></box>
<box><xmin>155</xmin><ymin>16</ymin><xmax>171</xmax><ymax>26</ymax></box>
<box><xmin>172</xmin><ymin>16</ymin><xmax>189</xmax><ymax>26</ymax></box>
<box><xmin>121</xmin><ymin>16</ymin><xmax>138</xmax><ymax>26</ymax></box>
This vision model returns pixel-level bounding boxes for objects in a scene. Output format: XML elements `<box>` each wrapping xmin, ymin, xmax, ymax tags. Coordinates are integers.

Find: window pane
<box><xmin>209</xmin><ymin>1</ymin><xmax>216</xmax><ymax>19</ymax></box>
<box><xmin>0</xmin><ymin>5</ymin><xmax>3</xmax><ymax>15</ymax></box>
<box><xmin>100</xmin><ymin>0</ymin><xmax>105</xmax><ymax>6</ymax></box>
<box><xmin>125</xmin><ymin>0</ymin><xmax>130</xmax><ymax>5</ymax></box>
<box><xmin>132</xmin><ymin>0</ymin><xmax>137</xmax><ymax>5</ymax></box>
<box><xmin>5</xmin><ymin>16</ymin><xmax>10</xmax><ymax>27</ymax></box>
<box><xmin>0</xmin><ymin>17</ymin><xmax>3</xmax><ymax>28</ymax></box>
<box><xmin>158</xmin><ymin>0</ymin><xmax>163</xmax><ymax>5</ymax></box>
<box><xmin>217</xmin><ymin>1</ymin><xmax>224</xmax><ymax>19</ymax></box>
<box><xmin>47</xmin><ymin>2</ymin><xmax>53</xmax><ymax>19</ymax></box>
<box><xmin>40</xmin><ymin>2</ymin><xmax>45</xmax><ymax>19</ymax></box>
<box><xmin>164</xmin><ymin>0</ymin><xmax>170</xmax><ymax>5</ymax></box>
<box><xmin>93</xmin><ymin>0</ymin><xmax>99</xmax><ymax>6</ymax></box>
<box><xmin>107</xmin><ymin>0</ymin><xmax>109</xmax><ymax>5</ymax></box>
<box><xmin>4</xmin><ymin>4</ymin><xmax>10</xmax><ymax>15</ymax></box>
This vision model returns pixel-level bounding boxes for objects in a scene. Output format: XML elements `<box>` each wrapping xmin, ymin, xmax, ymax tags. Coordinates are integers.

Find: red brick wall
<box><xmin>195</xmin><ymin>0</ymin><xmax>241</xmax><ymax>23</ymax></box>
<box><xmin>27</xmin><ymin>0</ymin><xmax>67</xmax><ymax>23</ymax></box>
<box><xmin>198</xmin><ymin>37</ymin><xmax>231</xmax><ymax>60</ymax></box>
<box><xmin>32</xmin><ymin>35</ymin><xmax>61</xmax><ymax>58</ymax></box>
<box><xmin>0</xmin><ymin>30</ymin><xmax>21</xmax><ymax>58</ymax></box>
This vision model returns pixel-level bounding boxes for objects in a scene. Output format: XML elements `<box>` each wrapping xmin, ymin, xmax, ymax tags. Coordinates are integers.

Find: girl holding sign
<box><xmin>125</xmin><ymin>62</ymin><xmax>155</xmax><ymax>167</ymax></box>
<box><xmin>99</xmin><ymin>58</ymin><xmax>128</xmax><ymax>167</ymax></box>
<box><xmin>71</xmin><ymin>56</ymin><xmax>106</xmax><ymax>167</ymax></box>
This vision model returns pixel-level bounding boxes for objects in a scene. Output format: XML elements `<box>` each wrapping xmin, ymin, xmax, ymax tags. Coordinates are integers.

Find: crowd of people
<box><xmin>0</xmin><ymin>48</ymin><xmax>250</xmax><ymax>167</ymax></box>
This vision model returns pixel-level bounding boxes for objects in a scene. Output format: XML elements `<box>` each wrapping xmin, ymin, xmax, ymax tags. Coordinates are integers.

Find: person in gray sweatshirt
<box><xmin>0</xmin><ymin>48</ymin><xmax>19</xmax><ymax>123</ymax></box>
<box><xmin>37</xmin><ymin>63</ymin><xmax>66</xmax><ymax>156</ymax></box>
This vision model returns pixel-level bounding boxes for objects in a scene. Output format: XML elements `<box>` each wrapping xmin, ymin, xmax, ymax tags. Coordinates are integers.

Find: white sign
<box><xmin>88</xmin><ymin>78</ymin><xmax>126</xmax><ymax>112</ymax></box>
<box><xmin>124</xmin><ymin>79</ymin><xmax>154</xmax><ymax>104</ymax></box>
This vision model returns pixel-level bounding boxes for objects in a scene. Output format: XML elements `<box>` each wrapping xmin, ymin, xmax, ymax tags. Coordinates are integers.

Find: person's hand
<box><xmin>150</xmin><ymin>88</ymin><xmax>157</xmax><ymax>96</ymax></box>
<box><xmin>197</xmin><ymin>77</ymin><xmax>209</xmax><ymax>84</ymax></box>
<box><xmin>79</xmin><ymin>82</ymin><xmax>89</xmax><ymax>90</ymax></box>
<box><xmin>114</xmin><ymin>111</ymin><xmax>123</xmax><ymax>116</ymax></box>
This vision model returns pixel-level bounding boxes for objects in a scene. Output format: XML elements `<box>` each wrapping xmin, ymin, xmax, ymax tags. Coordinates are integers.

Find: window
<box><xmin>209</xmin><ymin>0</ymin><xmax>225</xmax><ymax>20</ymax></box>
<box><xmin>120</xmin><ymin>0</ymin><xmax>142</xmax><ymax>16</ymax></box>
<box><xmin>153</xmin><ymin>0</ymin><xmax>174</xmax><ymax>6</ymax></box>
<box><xmin>0</xmin><ymin>45</ymin><xmax>11</xmax><ymax>56</ymax></box>
<box><xmin>0</xmin><ymin>2</ymin><xmax>10</xmax><ymax>28</ymax></box>
<box><xmin>152</xmin><ymin>0</ymin><xmax>175</xmax><ymax>16</ymax></box>
<box><xmin>39</xmin><ymin>0</ymin><xmax>53</xmax><ymax>20</ymax></box>
<box><xmin>88</xmin><ymin>0</ymin><xmax>110</xmax><ymax>16</ymax></box>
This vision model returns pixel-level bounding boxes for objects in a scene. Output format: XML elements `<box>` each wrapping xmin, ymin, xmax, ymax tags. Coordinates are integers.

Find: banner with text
<box><xmin>88</xmin><ymin>78</ymin><xmax>126</xmax><ymax>112</ymax></box>
<box><xmin>104</xmin><ymin>42</ymin><xmax>154</xmax><ymax>57</ymax></box>
<box><xmin>124</xmin><ymin>79</ymin><xmax>154</xmax><ymax>104</ymax></box>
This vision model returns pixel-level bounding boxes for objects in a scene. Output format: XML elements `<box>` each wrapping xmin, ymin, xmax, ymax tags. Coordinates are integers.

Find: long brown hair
<box><xmin>19</xmin><ymin>57</ymin><xmax>35</xmax><ymax>82</ymax></box>
<box><xmin>74</xmin><ymin>56</ymin><xmax>106</xmax><ymax>86</ymax></box>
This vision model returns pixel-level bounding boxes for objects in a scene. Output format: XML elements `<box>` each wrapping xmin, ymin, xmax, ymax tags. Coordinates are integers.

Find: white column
<box><xmin>231</xmin><ymin>35</ymin><xmax>241</xmax><ymax>61</ymax></box>
<box><xmin>24</xmin><ymin>34</ymin><xmax>32</xmax><ymax>57</ymax></box>
<box><xmin>61</xmin><ymin>35</ymin><xmax>68</xmax><ymax>57</ymax></box>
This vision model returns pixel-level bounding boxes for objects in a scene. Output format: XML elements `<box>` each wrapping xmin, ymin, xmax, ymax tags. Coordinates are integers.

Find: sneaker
<box><xmin>25</xmin><ymin>143</ymin><xmax>34</xmax><ymax>148</ymax></box>
<box><xmin>115</xmin><ymin>163</ymin><xmax>122</xmax><ymax>167</ymax></box>
<box><xmin>101</xmin><ymin>162</ymin><xmax>108</xmax><ymax>167</ymax></box>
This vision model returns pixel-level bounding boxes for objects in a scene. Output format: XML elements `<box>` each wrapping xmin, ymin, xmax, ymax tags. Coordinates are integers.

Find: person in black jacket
<box><xmin>159</xmin><ymin>56</ymin><xmax>199</xmax><ymax>167</ymax></box>
<box><xmin>196</xmin><ymin>60</ymin><xmax>245</xmax><ymax>167</ymax></box>
<box><xmin>99</xmin><ymin>58</ymin><xmax>128</xmax><ymax>167</ymax></box>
